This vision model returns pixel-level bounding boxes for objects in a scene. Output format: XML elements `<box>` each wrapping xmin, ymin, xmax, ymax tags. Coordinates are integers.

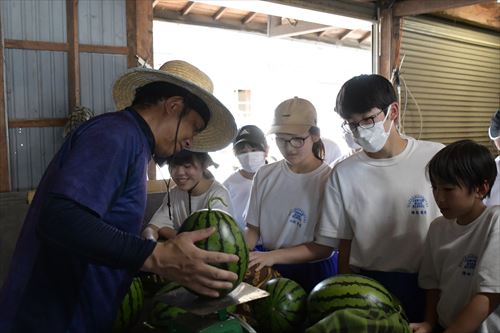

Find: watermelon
<box><xmin>307</xmin><ymin>274</ymin><xmax>398</xmax><ymax>325</ymax></box>
<box><xmin>252</xmin><ymin>278</ymin><xmax>307</xmax><ymax>333</ymax></box>
<box><xmin>177</xmin><ymin>198</ymin><xmax>249</xmax><ymax>297</ymax></box>
<box><xmin>305</xmin><ymin>308</ymin><xmax>411</xmax><ymax>333</ymax></box>
<box><xmin>112</xmin><ymin>277</ymin><xmax>144</xmax><ymax>333</ymax></box>
<box><xmin>148</xmin><ymin>282</ymin><xmax>187</xmax><ymax>328</ymax></box>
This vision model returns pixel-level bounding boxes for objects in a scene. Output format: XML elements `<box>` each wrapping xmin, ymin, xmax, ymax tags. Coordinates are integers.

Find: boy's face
<box><xmin>234</xmin><ymin>142</ymin><xmax>261</xmax><ymax>155</ymax></box>
<box><xmin>432</xmin><ymin>181</ymin><xmax>484</xmax><ymax>223</ymax></box>
<box><xmin>169</xmin><ymin>160</ymin><xmax>204</xmax><ymax>191</ymax></box>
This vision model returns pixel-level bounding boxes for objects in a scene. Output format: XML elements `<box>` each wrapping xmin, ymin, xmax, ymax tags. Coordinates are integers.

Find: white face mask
<box><xmin>353</xmin><ymin>108</ymin><xmax>393</xmax><ymax>153</ymax></box>
<box><xmin>237</xmin><ymin>151</ymin><xmax>266</xmax><ymax>173</ymax></box>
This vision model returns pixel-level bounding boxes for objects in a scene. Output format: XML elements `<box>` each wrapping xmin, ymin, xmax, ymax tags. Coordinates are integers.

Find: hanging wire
<box><xmin>401</xmin><ymin>75</ymin><xmax>424</xmax><ymax>140</ymax></box>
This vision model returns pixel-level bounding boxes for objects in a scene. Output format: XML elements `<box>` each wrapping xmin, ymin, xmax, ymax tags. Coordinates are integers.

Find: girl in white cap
<box><xmin>245</xmin><ymin>97</ymin><xmax>337</xmax><ymax>292</ymax></box>
<box><xmin>143</xmin><ymin>150</ymin><xmax>235</xmax><ymax>240</ymax></box>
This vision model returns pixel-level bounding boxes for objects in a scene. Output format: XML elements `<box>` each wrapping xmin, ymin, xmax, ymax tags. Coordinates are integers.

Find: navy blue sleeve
<box><xmin>37</xmin><ymin>194</ymin><xmax>156</xmax><ymax>271</ymax></box>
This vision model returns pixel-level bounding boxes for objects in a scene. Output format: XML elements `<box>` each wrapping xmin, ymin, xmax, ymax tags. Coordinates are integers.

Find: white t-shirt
<box><xmin>223</xmin><ymin>171</ymin><xmax>253</xmax><ymax>229</ymax></box>
<box><xmin>322</xmin><ymin>137</ymin><xmax>343</xmax><ymax>166</ymax></box>
<box><xmin>419</xmin><ymin>206</ymin><xmax>500</xmax><ymax>331</ymax></box>
<box><xmin>148</xmin><ymin>180</ymin><xmax>236</xmax><ymax>230</ymax></box>
<box><xmin>484</xmin><ymin>156</ymin><xmax>500</xmax><ymax>206</ymax></box>
<box><xmin>316</xmin><ymin>137</ymin><xmax>444</xmax><ymax>273</ymax></box>
<box><xmin>245</xmin><ymin>160</ymin><xmax>331</xmax><ymax>250</ymax></box>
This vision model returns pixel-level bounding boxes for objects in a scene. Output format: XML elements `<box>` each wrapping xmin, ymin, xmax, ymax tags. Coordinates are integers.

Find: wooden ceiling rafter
<box><xmin>213</xmin><ymin>7</ymin><xmax>227</xmax><ymax>21</ymax></box>
<box><xmin>180</xmin><ymin>1</ymin><xmax>195</xmax><ymax>16</ymax></box>
<box><xmin>242</xmin><ymin>12</ymin><xmax>257</xmax><ymax>25</ymax></box>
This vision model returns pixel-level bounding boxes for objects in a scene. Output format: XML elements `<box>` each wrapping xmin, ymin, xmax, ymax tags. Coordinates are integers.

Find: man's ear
<box><xmin>389</xmin><ymin>103</ymin><xmax>399</xmax><ymax>122</ymax></box>
<box><xmin>163</xmin><ymin>96</ymin><xmax>184</xmax><ymax>115</ymax></box>
<box><xmin>476</xmin><ymin>180</ymin><xmax>491</xmax><ymax>199</ymax></box>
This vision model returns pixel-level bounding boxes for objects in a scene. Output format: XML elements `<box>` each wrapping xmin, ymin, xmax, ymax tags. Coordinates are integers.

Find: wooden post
<box><xmin>379</xmin><ymin>7</ymin><xmax>392</xmax><ymax>79</ymax></box>
<box><xmin>66</xmin><ymin>0</ymin><xmax>80</xmax><ymax>112</ymax></box>
<box><xmin>126</xmin><ymin>0</ymin><xmax>156</xmax><ymax>179</ymax></box>
<box><xmin>0</xmin><ymin>5</ymin><xmax>11</xmax><ymax>192</ymax></box>
<box><xmin>126</xmin><ymin>0</ymin><xmax>154</xmax><ymax>68</ymax></box>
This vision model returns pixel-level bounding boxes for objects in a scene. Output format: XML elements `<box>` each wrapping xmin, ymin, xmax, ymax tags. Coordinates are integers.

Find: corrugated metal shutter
<box><xmin>399</xmin><ymin>16</ymin><xmax>500</xmax><ymax>150</ymax></box>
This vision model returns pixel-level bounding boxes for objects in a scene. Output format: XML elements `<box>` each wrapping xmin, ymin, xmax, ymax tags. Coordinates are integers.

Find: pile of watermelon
<box><xmin>112</xmin><ymin>277</ymin><xmax>144</xmax><ymax>333</ymax></box>
<box><xmin>247</xmin><ymin>274</ymin><xmax>410</xmax><ymax>333</ymax></box>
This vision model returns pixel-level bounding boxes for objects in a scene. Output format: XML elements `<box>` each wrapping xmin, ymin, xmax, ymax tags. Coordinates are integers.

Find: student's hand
<box><xmin>142</xmin><ymin>227</ymin><xmax>239</xmax><ymax>298</ymax></box>
<box><xmin>249</xmin><ymin>250</ymin><xmax>275</xmax><ymax>271</ymax></box>
<box><xmin>409</xmin><ymin>322</ymin><xmax>433</xmax><ymax>333</ymax></box>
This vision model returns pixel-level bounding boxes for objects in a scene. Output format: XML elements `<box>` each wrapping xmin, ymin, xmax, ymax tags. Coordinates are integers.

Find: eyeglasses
<box><xmin>275</xmin><ymin>135</ymin><xmax>310</xmax><ymax>148</ymax></box>
<box><xmin>341</xmin><ymin>109</ymin><xmax>385</xmax><ymax>133</ymax></box>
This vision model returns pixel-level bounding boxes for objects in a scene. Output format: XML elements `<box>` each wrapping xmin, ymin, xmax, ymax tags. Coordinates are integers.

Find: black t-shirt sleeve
<box><xmin>37</xmin><ymin>194</ymin><xmax>156</xmax><ymax>271</ymax></box>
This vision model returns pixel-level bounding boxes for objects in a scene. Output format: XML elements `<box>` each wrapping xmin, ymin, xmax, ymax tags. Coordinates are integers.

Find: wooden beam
<box><xmin>268</xmin><ymin>16</ymin><xmax>330</xmax><ymax>38</ymax></box>
<box><xmin>393</xmin><ymin>0</ymin><xmax>491</xmax><ymax>17</ymax></box>
<box><xmin>8</xmin><ymin>118</ymin><xmax>68</xmax><ymax>128</ymax></box>
<box><xmin>358</xmin><ymin>31</ymin><xmax>371</xmax><ymax>43</ymax></box>
<box><xmin>379</xmin><ymin>7</ymin><xmax>392</xmax><ymax>79</ymax></box>
<box><xmin>242</xmin><ymin>12</ymin><xmax>257</xmax><ymax>25</ymax></box>
<box><xmin>126</xmin><ymin>0</ymin><xmax>154</xmax><ymax>68</ymax></box>
<box><xmin>4</xmin><ymin>39</ymin><xmax>68</xmax><ymax>51</ymax></box>
<box><xmin>0</xmin><ymin>4</ymin><xmax>10</xmax><ymax>192</ymax></box>
<box><xmin>152</xmin><ymin>0</ymin><xmax>160</xmax><ymax>8</ymax></box>
<box><xmin>126</xmin><ymin>0</ymin><xmax>138</xmax><ymax>68</ymax></box>
<box><xmin>436</xmin><ymin>3</ymin><xmax>500</xmax><ymax>31</ymax></box>
<box><xmin>213</xmin><ymin>7</ymin><xmax>227</xmax><ymax>21</ymax></box>
<box><xmin>79</xmin><ymin>44</ymin><xmax>128</xmax><ymax>55</ymax></box>
<box><xmin>5</xmin><ymin>39</ymin><xmax>128</xmax><ymax>55</ymax></box>
<box><xmin>66</xmin><ymin>0</ymin><xmax>80</xmax><ymax>113</ymax></box>
<box><xmin>337</xmin><ymin>29</ymin><xmax>353</xmax><ymax>41</ymax></box>
<box><xmin>180</xmin><ymin>1</ymin><xmax>195</xmax><ymax>16</ymax></box>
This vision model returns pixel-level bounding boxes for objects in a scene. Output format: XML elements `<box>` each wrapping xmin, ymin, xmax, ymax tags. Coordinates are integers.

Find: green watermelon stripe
<box><xmin>320</xmin><ymin>280</ymin><xmax>393</xmax><ymax>302</ymax></box>
<box><xmin>277</xmin><ymin>284</ymin><xmax>304</xmax><ymax>304</ymax></box>
<box><xmin>273</xmin><ymin>279</ymin><xmax>291</xmax><ymax>303</ymax></box>
<box><xmin>312</xmin><ymin>293</ymin><xmax>394</xmax><ymax>310</ymax></box>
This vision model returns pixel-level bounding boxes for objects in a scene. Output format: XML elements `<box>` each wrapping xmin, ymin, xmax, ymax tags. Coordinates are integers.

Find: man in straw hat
<box><xmin>0</xmin><ymin>60</ymin><xmax>238</xmax><ymax>333</ymax></box>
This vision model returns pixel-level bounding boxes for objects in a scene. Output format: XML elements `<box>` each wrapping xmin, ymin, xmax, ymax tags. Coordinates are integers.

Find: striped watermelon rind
<box><xmin>307</xmin><ymin>274</ymin><xmax>398</xmax><ymax>325</ymax></box>
<box><xmin>112</xmin><ymin>277</ymin><xmax>144</xmax><ymax>333</ymax></box>
<box><xmin>178</xmin><ymin>208</ymin><xmax>249</xmax><ymax>297</ymax></box>
<box><xmin>252</xmin><ymin>277</ymin><xmax>307</xmax><ymax>333</ymax></box>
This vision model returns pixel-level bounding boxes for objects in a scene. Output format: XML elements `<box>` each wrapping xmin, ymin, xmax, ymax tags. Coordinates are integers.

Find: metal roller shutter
<box><xmin>399</xmin><ymin>16</ymin><xmax>500</xmax><ymax>150</ymax></box>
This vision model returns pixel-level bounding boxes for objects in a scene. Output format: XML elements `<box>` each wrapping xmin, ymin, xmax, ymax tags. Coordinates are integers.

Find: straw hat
<box><xmin>112</xmin><ymin>60</ymin><xmax>237</xmax><ymax>152</ymax></box>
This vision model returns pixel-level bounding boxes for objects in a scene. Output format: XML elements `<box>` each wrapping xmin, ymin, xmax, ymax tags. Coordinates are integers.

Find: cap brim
<box><xmin>233</xmin><ymin>138</ymin><xmax>265</xmax><ymax>150</ymax></box>
<box><xmin>268</xmin><ymin>124</ymin><xmax>311</xmax><ymax>136</ymax></box>
<box><xmin>113</xmin><ymin>68</ymin><xmax>236</xmax><ymax>152</ymax></box>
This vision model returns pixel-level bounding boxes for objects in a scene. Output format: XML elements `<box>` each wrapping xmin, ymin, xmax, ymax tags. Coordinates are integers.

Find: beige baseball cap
<box><xmin>268</xmin><ymin>97</ymin><xmax>317</xmax><ymax>135</ymax></box>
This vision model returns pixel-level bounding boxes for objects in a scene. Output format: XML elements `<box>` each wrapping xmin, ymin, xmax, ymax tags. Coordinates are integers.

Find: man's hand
<box><xmin>249</xmin><ymin>251</ymin><xmax>275</xmax><ymax>271</ymax></box>
<box><xmin>142</xmin><ymin>227</ymin><xmax>239</xmax><ymax>297</ymax></box>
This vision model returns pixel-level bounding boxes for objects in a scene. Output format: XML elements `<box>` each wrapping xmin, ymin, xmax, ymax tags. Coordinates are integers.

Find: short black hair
<box><xmin>131</xmin><ymin>81</ymin><xmax>210</xmax><ymax>127</ymax></box>
<box><xmin>427</xmin><ymin>139</ymin><xmax>497</xmax><ymax>197</ymax></box>
<box><xmin>335</xmin><ymin>74</ymin><xmax>397</xmax><ymax>119</ymax></box>
<box><xmin>167</xmin><ymin>150</ymin><xmax>214</xmax><ymax>180</ymax></box>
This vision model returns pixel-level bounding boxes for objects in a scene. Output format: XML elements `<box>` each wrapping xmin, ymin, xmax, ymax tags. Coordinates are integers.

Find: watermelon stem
<box><xmin>207</xmin><ymin>196</ymin><xmax>227</xmax><ymax>210</ymax></box>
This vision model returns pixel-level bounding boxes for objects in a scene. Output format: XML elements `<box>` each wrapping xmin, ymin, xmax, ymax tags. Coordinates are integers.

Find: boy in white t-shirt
<box><xmin>272</xmin><ymin>75</ymin><xmax>444</xmax><ymax>321</ymax></box>
<box><xmin>484</xmin><ymin>110</ymin><xmax>500</xmax><ymax>206</ymax></box>
<box><xmin>142</xmin><ymin>150</ymin><xmax>234</xmax><ymax>240</ymax></box>
<box><xmin>411</xmin><ymin>139</ymin><xmax>500</xmax><ymax>333</ymax></box>
<box><xmin>223</xmin><ymin>125</ymin><xmax>268</xmax><ymax>228</ymax></box>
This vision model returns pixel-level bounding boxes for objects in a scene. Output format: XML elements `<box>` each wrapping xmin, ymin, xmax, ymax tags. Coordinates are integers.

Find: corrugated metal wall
<box><xmin>1</xmin><ymin>0</ymin><xmax>128</xmax><ymax>190</ymax></box>
<box><xmin>399</xmin><ymin>16</ymin><xmax>500</xmax><ymax>150</ymax></box>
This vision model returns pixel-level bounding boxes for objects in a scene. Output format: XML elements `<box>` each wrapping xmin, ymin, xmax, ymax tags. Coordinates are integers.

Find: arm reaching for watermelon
<box><xmin>141</xmin><ymin>226</ymin><xmax>239</xmax><ymax>298</ymax></box>
<box><xmin>249</xmin><ymin>242</ymin><xmax>334</xmax><ymax>270</ymax></box>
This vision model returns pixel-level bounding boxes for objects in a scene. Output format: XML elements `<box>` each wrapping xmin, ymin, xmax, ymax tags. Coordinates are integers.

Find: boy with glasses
<box><xmin>274</xmin><ymin>75</ymin><xmax>444</xmax><ymax>321</ymax></box>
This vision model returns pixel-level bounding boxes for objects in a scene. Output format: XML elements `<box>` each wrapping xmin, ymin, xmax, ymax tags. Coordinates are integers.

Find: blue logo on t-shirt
<box><xmin>459</xmin><ymin>254</ymin><xmax>477</xmax><ymax>276</ymax></box>
<box><xmin>407</xmin><ymin>195</ymin><xmax>429</xmax><ymax>215</ymax></box>
<box><xmin>288</xmin><ymin>208</ymin><xmax>306</xmax><ymax>228</ymax></box>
